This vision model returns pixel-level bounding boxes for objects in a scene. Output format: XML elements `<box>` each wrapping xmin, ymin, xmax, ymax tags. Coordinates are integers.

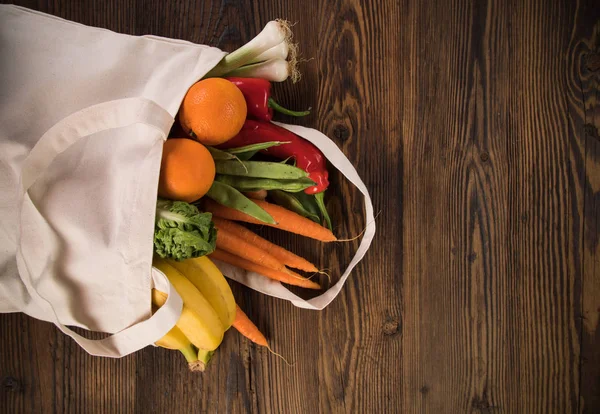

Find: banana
<box><xmin>196</xmin><ymin>349</ymin><xmax>214</xmax><ymax>370</ymax></box>
<box><xmin>153</xmin><ymin>324</ymin><xmax>198</xmax><ymax>364</ymax></box>
<box><xmin>152</xmin><ymin>258</ymin><xmax>225</xmax><ymax>350</ymax></box>
<box><xmin>151</xmin><ymin>287</ymin><xmax>223</xmax><ymax>352</ymax></box>
<box><xmin>152</xmin><ymin>290</ymin><xmax>218</xmax><ymax>371</ymax></box>
<box><xmin>167</xmin><ymin>256</ymin><xmax>236</xmax><ymax>329</ymax></box>
<box><xmin>154</xmin><ymin>324</ymin><xmax>189</xmax><ymax>350</ymax></box>
<box><xmin>152</xmin><ymin>299</ymin><xmax>212</xmax><ymax>372</ymax></box>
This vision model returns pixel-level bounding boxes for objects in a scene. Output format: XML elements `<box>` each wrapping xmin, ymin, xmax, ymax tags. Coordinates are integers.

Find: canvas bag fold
<box><xmin>0</xmin><ymin>5</ymin><xmax>225</xmax><ymax>357</ymax></box>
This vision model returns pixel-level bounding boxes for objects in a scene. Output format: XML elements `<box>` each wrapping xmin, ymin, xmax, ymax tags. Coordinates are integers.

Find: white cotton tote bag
<box><xmin>0</xmin><ymin>5</ymin><xmax>375</xmax><ymax>358</ymax></box>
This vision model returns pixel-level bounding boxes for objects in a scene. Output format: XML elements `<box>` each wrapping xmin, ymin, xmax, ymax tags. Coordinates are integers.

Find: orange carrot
<box><xmin>204</xmin><ymin>198</ymin><xmax>337</xmax><ymax>242</ymax></box>
<box><xmin>243</xmin><ymin>189</ymin><xmax>267</xmax><ymax>200</ymax></box>
<box><xmin>213</xmin><ymin>217</ymin><xmax>318</xmax><ymax>272</ymax></box>
<box><xmin>209</xmin><ymin>249</ymin><xmax>321</xmax><ymax>290</ymax></box>
<box><xmin>216</xmin><ymin>227</ymin><xmax>285</xmax><ymax>271</ymax></box>
<box><xmin>232</xmin><ymin>304</ymin><xmax>267</xmax><ymax>346</ymax></box>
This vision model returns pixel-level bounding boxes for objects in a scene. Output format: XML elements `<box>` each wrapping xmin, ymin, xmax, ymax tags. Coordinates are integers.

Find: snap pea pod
<box><xmin>206</xmin><ymin>181</ymin><xmax>276</xmax><ymax>224</ymax></box>
<box><xmin>294</xmin><ymin>191</ymin><xmax>322</xmax><ymax>218</ymax></box>
<box><xmin>268</xmin><ymin>190</ymin><xmax>321</xmax><ymax>223</ymax></box>
<box><xmin>280</xmin><ymin>156</ymin><xmax>295</xmax><ymax>166</ymax></box>
<box><xmin>233</xmin><ymin>151</ymin><xmax>257</xmax><ymax>161</ymax></box>
<box><xmin>215</xmin><ymin>175</ymin><xmax>316</xmax><ymax>192</ymax></box>
<box><xmin>314</xmin><ymin>191</ymin><xmax>333</xmax><ymax>230</ymax></box>
<box><xmin>215</xmin><ymin>160</ymin><xmax>309</xmax><ymax>180</ymax></box>
<box><xmin>206</xmin><ymin>146</ymin><xmax>239</xmax><ymax>161</ymax></box>
<box><xmin>294</xmin><ymin>191</ymin><xmax>333</xmax><ymax>230</ymax></box>
<box><xmin>224</xmin><ymin>141</ymin><xmax>289</xmax><ymax>161</ymax></box>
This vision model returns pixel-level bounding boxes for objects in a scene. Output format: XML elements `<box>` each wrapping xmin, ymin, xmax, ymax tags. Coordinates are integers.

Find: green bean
<box><xmin>215</xmin><ymin>160</ymin><xmax>308</xmax><ymax>180</ymax></box>
<box><xmin>314</xmin><ymin>191</ymin><xmax>333</xmax><ymax>230</ymax></box>
<box><xmin>225</xmin><ymin>141</ymin><xmax>289</xmax><ymax>161</ymax></box>
<box><xmin>268</xmin><ymin>190</ymin><xmax>321</xmax><ymax>223</ymax></box>
<box><xmin>215</xmin><ymin>175</ymin><xmax>315</xmax><ymax>192</ymax></box>
<box><xmin>206</xmin><ymin>181</ymin><xmax>275</xmax><ymax>224</ymax></box>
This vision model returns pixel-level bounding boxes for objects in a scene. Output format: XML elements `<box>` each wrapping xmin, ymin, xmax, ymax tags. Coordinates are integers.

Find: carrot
<box><xmin>216</xmin><ymin>227</ymin><xmax>285</xmax><ymax>271</ymax></box>
<box><xmin>232</xmin><ymin>304</ymin><xmax>293</xmax><ymax>365</ymax></box>
<box><xmin>232</xmin><ymin>304</ymin><xmax>267</xmax><ymax>346</ymax></box>
<box><xmin>204</xmin><ymin>198</ymin><xmax>337</xmax><ymax>242</ymax></box>
<box><xmin>209</xmin><ymin>249</ymin><xmax>321</xmax><ymax>290</ymax></box>
<box><xmin>212</xmin><ymin>217</ymin><xmax>318</xmax><ymax>272</ymax></box>
<box><xmin>243</xmin><ymin>189</ymin><xmax>267</xmax><ymax>200</ymax></box>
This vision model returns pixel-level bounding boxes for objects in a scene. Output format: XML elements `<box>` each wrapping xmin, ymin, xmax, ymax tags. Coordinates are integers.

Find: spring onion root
<box><xmin>288</xmin><ymin>42</ymin><xmax>299</xmax><ymax>68</ymax></box>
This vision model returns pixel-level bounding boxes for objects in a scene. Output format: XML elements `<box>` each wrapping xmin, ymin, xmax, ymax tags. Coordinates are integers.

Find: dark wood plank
<box><xmin>565</xmin><ymin>1</ymin><xmax>600</xmax><ymax>412</ymax></box>
<box><xmin>0</xmin><ymin>0</ymin><xmax>599</xmax><ymax>413</ymax></box>
<box><xmin>400</xmin><ymin>0</ymin><xmax>594</xmax><ymax>412</ymax></box>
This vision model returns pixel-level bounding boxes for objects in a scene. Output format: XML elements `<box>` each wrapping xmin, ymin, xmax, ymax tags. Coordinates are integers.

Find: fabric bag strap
<box><xmin>16</xmin><ymin>98</ymin><xmax>182</xmax><ymax>357</ymax></box>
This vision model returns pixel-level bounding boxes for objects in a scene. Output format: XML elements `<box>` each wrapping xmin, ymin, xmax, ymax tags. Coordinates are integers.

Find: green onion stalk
<box><xmin>246</xmin><ymin>41</ymin><xmax>296</xmax><ymax>64</ymax></box>
<box><xmin>205</xmin><ymin>20</ymin><xmax>294</xmax><ymax>79</ymax></box>
<box><xmin>223</xmin><ymin>59</ymin><xmax>300</xmax><ymax>83</ymax></box>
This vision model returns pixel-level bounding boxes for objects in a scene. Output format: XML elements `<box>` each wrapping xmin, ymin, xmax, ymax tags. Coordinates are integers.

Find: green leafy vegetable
<box><xmin>153</xmin><ymin>199</ymin><xmax>217</xmax><ymax>261</ymax></box>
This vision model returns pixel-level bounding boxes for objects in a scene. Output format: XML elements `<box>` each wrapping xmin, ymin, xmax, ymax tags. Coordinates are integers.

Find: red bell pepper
<box><xmin>218</xmin><ymin>119</ymin><xmax>329</xmax><ymax>195</ymax></box>
<box><xmin>226</xmin><ymin>77</ymin><xmax>310</xmax><ymax>122</ymax></box>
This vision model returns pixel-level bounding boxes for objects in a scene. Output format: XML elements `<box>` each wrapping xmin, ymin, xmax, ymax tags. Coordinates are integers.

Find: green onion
<box><xmin>246</xmin><ymin>41</ymin><xmax>290</xmax><ymax>64</ymax></box>
<box><xmin>223</xmin><ymin>59</ymin><xmax>299</xmax><ymax>83</ymax></box>
<box><xmin>205</xmin><ymin>20</ymin><xmax>292</xmax><ymax>77</ymax></box>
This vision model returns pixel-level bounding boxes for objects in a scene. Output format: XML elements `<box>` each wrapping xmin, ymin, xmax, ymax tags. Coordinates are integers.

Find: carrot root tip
<box><xmin>266</xmin><ymin>345</ymin><xmax>295</xmax><ymax>367</ymax></box>
<box><xmin>335</xmin><ymin>210</ymin><xmax>382</xmax><ymax>242</ymax></box>
<box><xmin>316</xmin><ymin>268</ymin><xmax>332</xmax><ymax>284</ymax></box>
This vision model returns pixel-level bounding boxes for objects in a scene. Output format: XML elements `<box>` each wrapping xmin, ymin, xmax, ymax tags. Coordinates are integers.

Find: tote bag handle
<box><xmin>15</xmin><ymin>98</ymin><xmax>182</xmax><ymax>357</ymax></box>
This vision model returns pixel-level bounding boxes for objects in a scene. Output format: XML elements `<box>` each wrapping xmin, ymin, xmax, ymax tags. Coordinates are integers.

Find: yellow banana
<box><xmin>167</xmin><ymin>256</ymin><xmax>236</xmax><ymax>329</ymax></box>
<box><xmin>152</xmin><ymin>296</ymin><xmax>211</xmax><ymax>372</ymax></box>
<box><xmin>154</xmin><ymin>325</ymin><xmax>197</xmax><ymax>364</ymax></box>
<box><xmin>152</xmin><ymin>258</ymin><xmax>225</xmax><ymax>350</ymax></box>
<box><xmin>196</xmin><ymin>349</ymin><xmax>214</xmax><ymax>372</ymax></box>
<box><xmin>151</xmin><ymin>287</ymin><xmax>223</xmax><ymax>351</ymax></box>
<box><xmin>154</xmin><ymin>324</ymin><xmax>189</xmax><ymax>350</ymax></box>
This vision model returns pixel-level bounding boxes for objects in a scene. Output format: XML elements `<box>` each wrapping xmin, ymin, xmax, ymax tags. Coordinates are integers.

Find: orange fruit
<box><xmin>178</xmin><ymin>78</ymin><xmax>247</xmax><ymax>146</ymax></box>
<box><xmin>158</xmin><ymin>138</ymin><xmax>216</xmax><ymax>203</ymax></box>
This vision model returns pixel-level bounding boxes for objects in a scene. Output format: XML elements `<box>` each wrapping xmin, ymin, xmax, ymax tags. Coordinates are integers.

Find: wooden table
<box><xmin>1</xmin><ymin>1</ymin><xmax>599</xmax><ymax>413</ymax></box>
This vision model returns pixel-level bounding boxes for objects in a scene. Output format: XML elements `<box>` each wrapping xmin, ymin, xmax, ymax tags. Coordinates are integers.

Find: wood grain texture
<box><xmin>0</xmin><ymin>0</ymin><xmax>598</xmax><ymax>413</ymax></box>
<box><xmin>566</xmin><ymin>2</ymin><xmax>600</xmax><ymax>412</ymax></box>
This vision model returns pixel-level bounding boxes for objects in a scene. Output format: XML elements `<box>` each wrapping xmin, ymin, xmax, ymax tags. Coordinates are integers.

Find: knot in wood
<box><xmin>2</xmin><ymin>376</ymin><xmax>22</xmax><ymax>392</ymax></box>
<box><xmin>382</xmin><ymin>319</ymin><xmax>401</xmax><ymax>336</ymax></box>
<box><xmin>333</xmin><ymin>124</ymin><xmax>351</xmax><ymax>141</ymax></box>
<box><xmin>586</xmin><ymin>53</ymin><xmax>600</xmax><ymax>72</ymax></box>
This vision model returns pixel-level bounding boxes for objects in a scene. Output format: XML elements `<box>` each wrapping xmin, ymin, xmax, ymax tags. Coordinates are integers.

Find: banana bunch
<box><xmin>152</xmin><ymin>256</ymin><xmax>236</xmax><ymax>372</ymax></box>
